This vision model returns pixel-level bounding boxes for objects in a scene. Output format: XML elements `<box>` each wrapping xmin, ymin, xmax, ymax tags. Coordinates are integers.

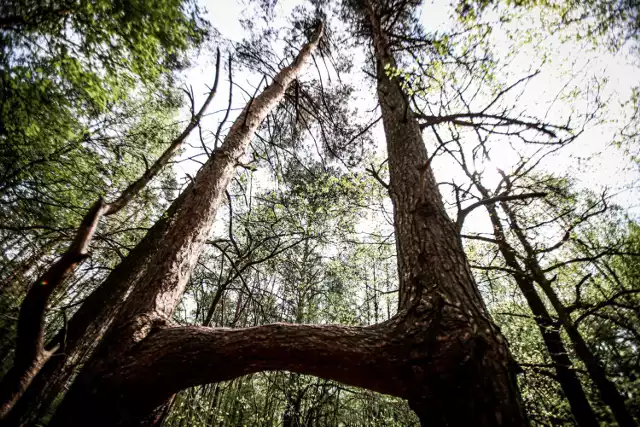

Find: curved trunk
<box><xmin>15</xmin><ymin>9</ymin><xmax>528</xmax><ymax>427</ymax></box>
<box><xmin>46</xmin><ymin>24</ymin><xmax>325</xmax><ymax>427</ymax></box>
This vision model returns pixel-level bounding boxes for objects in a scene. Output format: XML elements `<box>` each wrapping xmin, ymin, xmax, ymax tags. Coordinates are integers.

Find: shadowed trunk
<box><xmin>46</xmin><ymin>23</ymin><xmax>325</xmax><ymax>427</ymax></box>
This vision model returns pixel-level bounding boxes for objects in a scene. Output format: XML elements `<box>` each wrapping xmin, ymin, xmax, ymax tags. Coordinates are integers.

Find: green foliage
<box><xmin>0</xmin><ymin>0</ymin><xmax>206</xmax><ymax>259</ymax></box>
<box><xmin>1</xmin><ymin>0</ymin><xmax>638</xmax><ymax>425</ymax></box>
<box><xmin>466</xmin><ymin>173</ymin><xmax>640</xmax><ymax>424</ymax></box>
<box><xmin>0</xmin><ymin>0</ymin><xmax>204</xmax><ymax>381</ymax></box>
<box><xmin>457</xmin><ymin>0</ymin><xmax>640</xmax><ymax>52</ymax></box>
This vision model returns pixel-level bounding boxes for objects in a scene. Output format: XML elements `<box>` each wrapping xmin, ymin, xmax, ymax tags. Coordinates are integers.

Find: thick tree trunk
<box><xmin>362</xmin><ymin>2</ymin><xmax>527</xmax><ymax>424</ymax></box>
<box><xmin>1</xmin><ymin>187</ymin><xmax>191</xmax><ymax>427</ymax></box>
<box><xmin>16</xmin><ymin>10</ymin><xmax>526</xmax><ymax>427</ymax></box>
<box><xmin>46</xmin><ymin>24</ymin><xmax>325</xmax><ymax>427</ymax></box>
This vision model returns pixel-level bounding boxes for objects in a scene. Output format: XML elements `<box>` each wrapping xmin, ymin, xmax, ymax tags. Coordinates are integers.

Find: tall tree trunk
<box><xmin>46</xmin><ymin>23</ymin><xmax>325</xmax><ymax>427</ymax></box>
<box><xmin>499</xmin><ymin>199</ymin><xmax>638</xmax><ymax>426</ymax></box>
<box><xmin>8</xmin><ymin>12</ymin><xmax>528</xmax><ymax>427</ymax></box>
<box><xmin>460</xmin><ymin>173</ymin><xmax>599</xmax><ymax>426</ymax></box>
<box><xmin>362</xmin><ymin>1</ymin><xmax>527</xmax><ymax>424</ymax></box>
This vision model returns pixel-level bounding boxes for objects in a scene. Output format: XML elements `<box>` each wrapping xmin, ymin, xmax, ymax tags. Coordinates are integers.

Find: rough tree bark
<box><xmin>46</xmin><ymin>23</ymin><xmax>326</xmax><ymax>427</ymax></box>
<box><xmin>22</xmin><ymin>8</ymin><xmax>527</xmax><ymax>427</ymax></box>
<box><xmin>0</xmin><ymin>50</ymin><xmax>221</xmax><ymax>423</ymax></box>
<box><xmin>358</xmin><ymin>2</ymin><xmax>526</xmax><ymax>423</ymax></box>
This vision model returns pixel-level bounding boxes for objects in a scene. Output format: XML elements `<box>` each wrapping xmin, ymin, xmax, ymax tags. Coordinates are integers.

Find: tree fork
<box><xmin>18</xmin><ymin>7</ymin><xmax>528</xmax><ymax>425</ymax></box>
<box><xmin>1</xmin><ymin>186</ymin><xmax>192</xmax><ymax>427</ymax></box>
<box><xmin>360</xmin><ymin>0</ymin><xmax>527</xmax><ymax>424</ymax></box>
<box><xmin>46</xmin><ymin>22</ymin><xmax>325</xmax><ymax>427</ymax></box>
<box><xmin>0</xmin><ymin>51</ymin><xmax>223</xmax><ymax>424</ymax></box>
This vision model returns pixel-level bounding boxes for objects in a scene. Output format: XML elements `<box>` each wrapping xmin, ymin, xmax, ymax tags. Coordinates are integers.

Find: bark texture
<box><xmin>46</xmin><ymin>23</ymin><xmax>325</xmax><ymax>427</ymax></box>
<box><xmin>362</xmin><ymin>2</ymin><xmax>526</xmax><ymax>423</ymax></box>
<box><xmin>13</xmin><ymin>9</ymin><xmax>530</xmax><ymax>427</ymax></box>
<box><xmin>0</xmin><ymin>53</ymin><xmax>221</xmax><ymax>422</ymax></box>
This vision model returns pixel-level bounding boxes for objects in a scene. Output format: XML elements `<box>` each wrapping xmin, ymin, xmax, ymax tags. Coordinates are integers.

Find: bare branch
<box><xmin>456</xmin><ymin>192</ymin><xmax>547</xmax><ymax>233</ymax></box>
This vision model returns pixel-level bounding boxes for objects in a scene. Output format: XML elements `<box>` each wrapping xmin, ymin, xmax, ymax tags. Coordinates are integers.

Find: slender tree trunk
<box><xmin>282</xmin><ymin>374</ymin><xmax>303</xmax><ymax>427</ymax></box>
<box><xmin>480</xmin><ymin>199</ymin><xmax>598</xmax><ymax>426</ymax></box>
<box><xmin>0</xmin><ymin>187</ymin><xmax>192</xmax><ymax>427</ymax></box>
<box><xmin>537</xmin><ymin>273</ymin><xmax>637</xmax><ymax>426</ymax></box>
<box><xmin>0</xmin><ymin>244</ymin><xmax>53</xmax><ymax>376</ymax></box>
<box><xmin>503</xmin><ymin>266</ymin><xmax>599</xmax><ymax>426</ymax></box>
<box><xmin>46</xmin><ymin>24</ymin><xmax>324</xmax><ymax>427</ymax></box>
<box><xmin>0</xmin><ymin>53</ymin><xmax>222</xmax><ymax>421</ymax></box>
<box><xmin>282</xmin><ymin>394</ymin><xmax>302</xmax><ymax>427</ymax></box>
<box><xmin>499</xmin><ymin>200</ymin><xmax>638</xmax><ymax>426</ymax></box>
<box><xmin>204</xmin><ymin>280</ymin><xmax>227</xmax><ymax>327</ymax></box>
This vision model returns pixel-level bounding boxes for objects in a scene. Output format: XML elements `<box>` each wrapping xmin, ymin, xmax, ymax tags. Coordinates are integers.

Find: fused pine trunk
<box><xmin>361</xmin><ymin>2</ymin><xmax>526</xmax><ymax>424</ymax></box>
<box><xmin>9</xmin><ymin>12</ymin><xmax>528</xmax><ymax>427</ymax></box>
<box><xmin>46</xmin><ymin>23</ymin><xmax>324</xmax><ymax>427</ymax></box>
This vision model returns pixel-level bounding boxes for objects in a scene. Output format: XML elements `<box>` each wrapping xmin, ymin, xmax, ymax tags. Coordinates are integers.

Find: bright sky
<box><xmin>174</xmin><ymin>0</ymin><xmax>640</xmax><ymax>238</ymax></box>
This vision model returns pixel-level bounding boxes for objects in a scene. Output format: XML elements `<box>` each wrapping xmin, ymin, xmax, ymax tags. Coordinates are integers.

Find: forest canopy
<box><xmin>0</xmin><ymin>0</ymin><xmax>639</xmax><ymax>426</ymax></box>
